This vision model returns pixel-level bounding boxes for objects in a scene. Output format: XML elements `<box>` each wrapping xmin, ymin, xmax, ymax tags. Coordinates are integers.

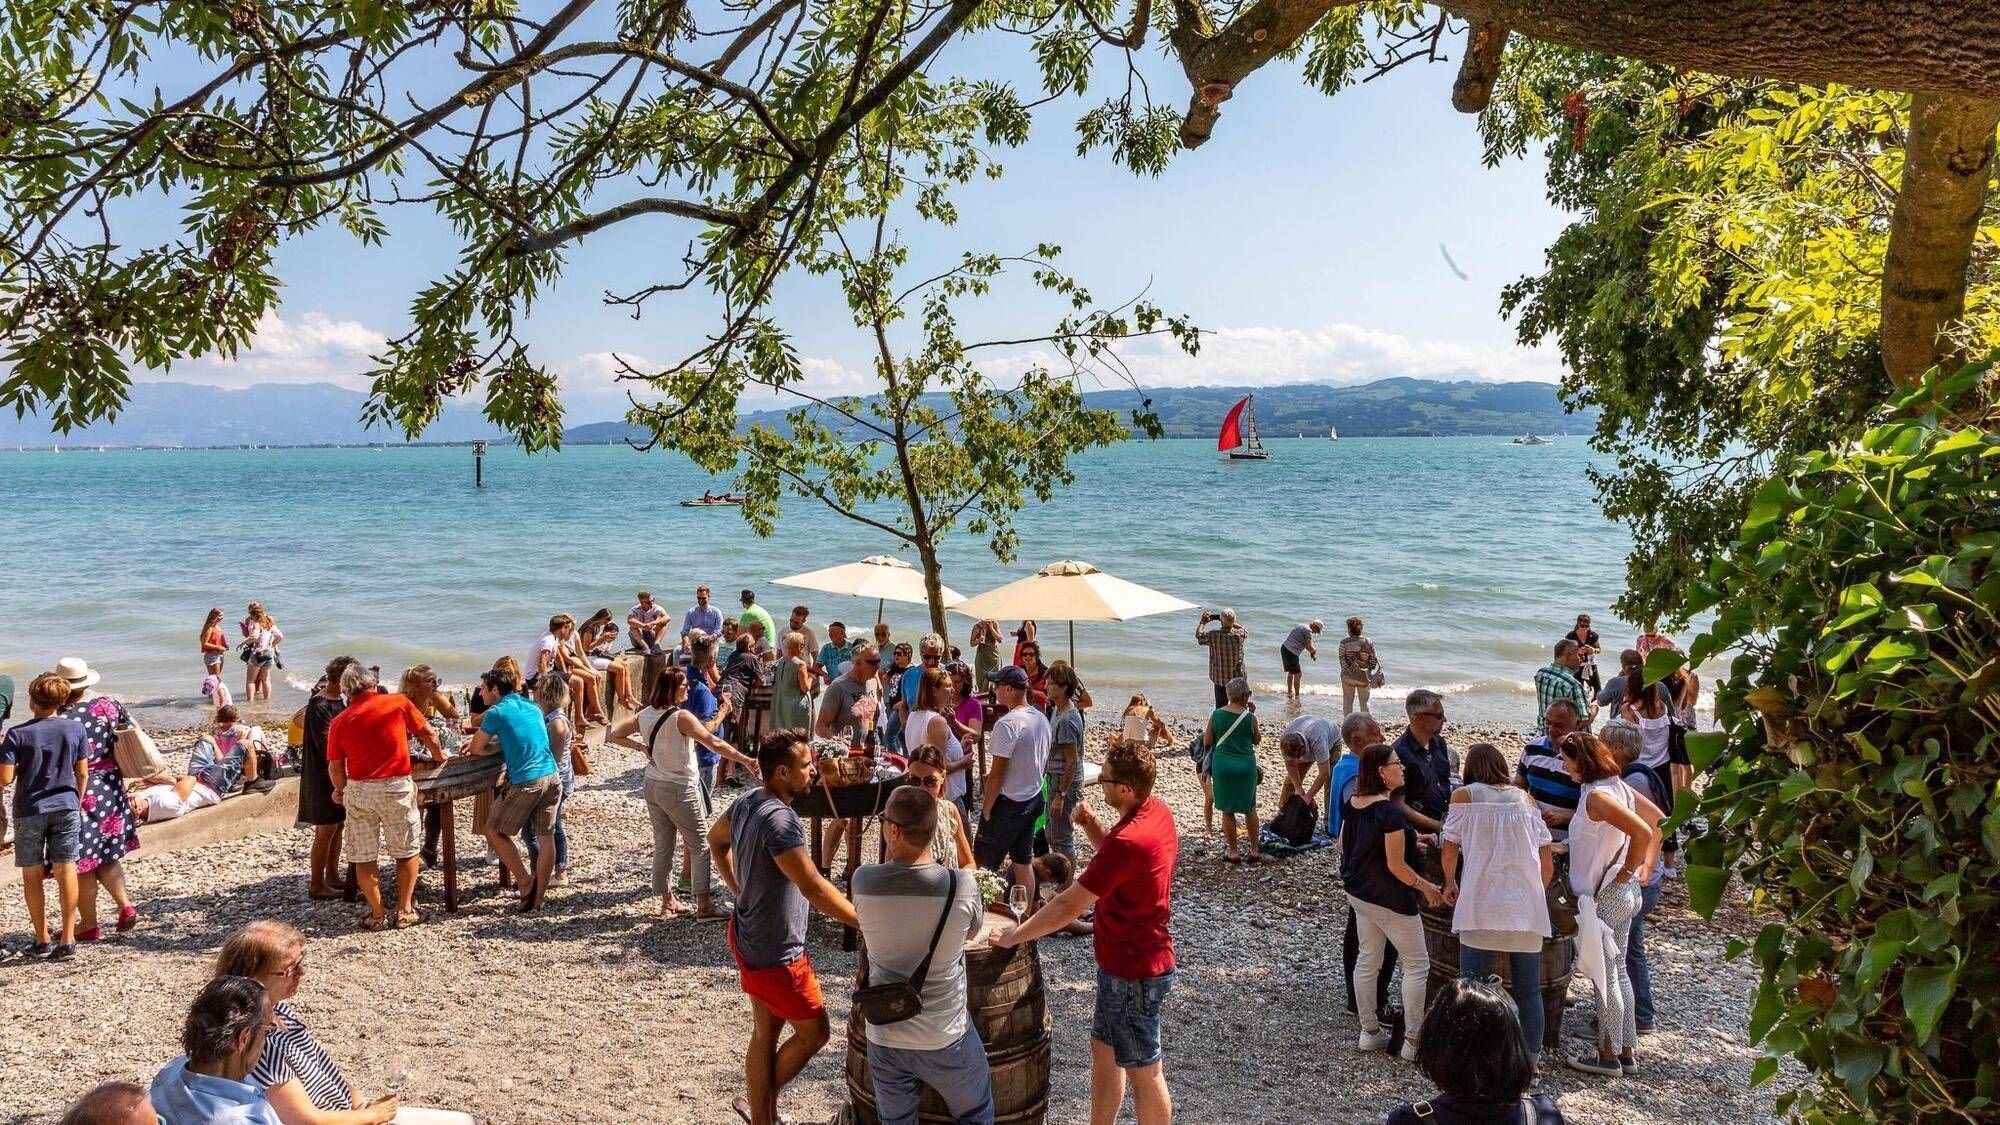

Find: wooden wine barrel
<box><xmin>1413</xmin><ymin>847</ymin><xmax>1573</xmax><ymax>1051</ymax></box>
<box><xmin>846</xmin><ymin>911</ymin><xmax>1051</xmax><ymax>1125</ymax></box>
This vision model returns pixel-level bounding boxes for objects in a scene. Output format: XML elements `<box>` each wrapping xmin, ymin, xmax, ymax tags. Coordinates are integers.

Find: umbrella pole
<box><xmin>876</xmin><ymin>598</ymin><xmax>884</xmax><ymax>625</ymax></box>
<box><xmin>1069</xmin><ymin>620</ymin><xmax>1076</xmax><ymax>667</ymax></box>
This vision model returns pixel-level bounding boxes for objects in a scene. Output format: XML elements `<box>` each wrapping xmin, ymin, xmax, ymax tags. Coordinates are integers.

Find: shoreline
<box><xmin>0</xmin><ymin>706</ymin><xmax>1784</xmax><ymax>1124</ymax></box>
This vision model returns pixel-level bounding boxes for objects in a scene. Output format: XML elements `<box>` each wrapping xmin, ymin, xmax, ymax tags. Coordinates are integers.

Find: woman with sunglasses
<box><xmin>215</xmin><ymin>921</ymin><xmax>399</xmax><ymax>1124</ymax></box>
<box><xmin>1559</xmin><ymin>731</ymin><xmax>1663</xmax><ymax>1077</ymax></box>
<box><xmin>903</xmin><ymin>667</ymin><xmax>972</xmax><ymax>818</ymax></box>
<box><xmin>901</xmin><ymin>745</ymin><xmax>974</xmax><ymax>868</ymax></box>
<box><xmin>1342</xmin><ymin>742</ymin><xmax>1444</xmax><ymax>1061</ymax></box>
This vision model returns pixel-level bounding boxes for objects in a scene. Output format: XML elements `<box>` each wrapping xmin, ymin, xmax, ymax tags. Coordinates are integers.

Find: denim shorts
<box><xmin>14</xmin><ymin>809</ymin><xmax>82</xmax><ymax>869</ymax></box>
<box><xmin>1092</xmin><ymin>968</ymin><xmax>1174</xmax><ymax>1069</ymax></box>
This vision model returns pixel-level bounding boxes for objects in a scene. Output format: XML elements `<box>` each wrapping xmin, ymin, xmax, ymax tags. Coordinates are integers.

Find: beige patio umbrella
<box><xmin>773</xmin><ymin>555</ymin><xmax>964</xmax><ymax>624</ymax></box>
<box><xmin>949</xmin><ymin>560</ymin><xmax>1196</xmax><ymax>665</ymax></box>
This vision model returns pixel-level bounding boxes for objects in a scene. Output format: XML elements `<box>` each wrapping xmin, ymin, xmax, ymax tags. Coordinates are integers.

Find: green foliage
<box><xmin>631</xmin><ymin>205</ymin><xmax>1197</xmax><ymax>631</ymax></box>
<box><xmin>1489</xmin><ymin>57</ymin><xmax>1997</xmax><ymax>626</ymax></box>
<box><xmin>1681</xmin><ymin>360</ymin><xmax>2000</xmax><ymax>1121</ymax></box>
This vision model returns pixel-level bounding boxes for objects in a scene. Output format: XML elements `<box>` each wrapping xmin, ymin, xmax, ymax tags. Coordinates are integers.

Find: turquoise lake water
<box><xmin>0</xmin><ymin>436</ymin><xmax>1672</xmax><ymax>726</ymax></box>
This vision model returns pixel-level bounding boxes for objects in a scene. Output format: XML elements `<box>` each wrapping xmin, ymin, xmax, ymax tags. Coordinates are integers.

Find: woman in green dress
<box><xmin>970</xmin><ymin>619</ymin><xmax>1003</xmax><ymax>691</ymax></box>
<box><xmin>772</xmin><ymin>631</ymin><xmax>814</xmax><ymax>730</ymax></box>
<box><xmin>1204</xmin><ymin>676</ymin><xmax>1268</xmax><ymax>862</ymax></box>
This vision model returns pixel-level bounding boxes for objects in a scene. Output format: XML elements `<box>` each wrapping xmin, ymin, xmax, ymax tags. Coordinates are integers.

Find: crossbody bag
<box><xmin>854</xmin><ymin>870</ymin><xmax>959</xmax><ymax>1025</ymax></box>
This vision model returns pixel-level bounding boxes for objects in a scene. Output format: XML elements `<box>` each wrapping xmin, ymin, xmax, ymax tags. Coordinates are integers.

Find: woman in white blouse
<box><xmin>1440</xmin><ymin>743</ymin><xmax>1555</xmax><ymax>1067</ymax></box>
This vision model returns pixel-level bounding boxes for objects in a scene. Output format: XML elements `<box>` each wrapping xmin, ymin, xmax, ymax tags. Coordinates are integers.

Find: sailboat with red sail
<box><xmin>1218</xmin><ymin>394</ymin><xmax>1271</xmax><ymax>461</ymax></box>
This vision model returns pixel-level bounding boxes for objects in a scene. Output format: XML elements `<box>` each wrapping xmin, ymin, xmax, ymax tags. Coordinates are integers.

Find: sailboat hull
<box><xmin>1224</xmin><ymin>450</ymin><xmax>1271</xmax><ymax>460</ymax></box>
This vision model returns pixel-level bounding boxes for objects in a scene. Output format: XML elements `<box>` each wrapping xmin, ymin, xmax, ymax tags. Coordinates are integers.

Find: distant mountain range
<box><xmin>0</xmin><ymin>377</ymin><xmax>1588</xmax><ymax>448</ymax></box>
<box><xmin>568</xmin><ymin>377</ymin><xmax>1593</xmax><ymax>443</ymax></box>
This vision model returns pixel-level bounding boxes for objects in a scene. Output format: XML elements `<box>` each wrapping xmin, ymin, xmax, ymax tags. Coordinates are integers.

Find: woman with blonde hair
<box><xmin>199</xmin><ymin>608</ymin><xmax>228</xmax><ymax>679</ymax></box>
<box><xmin>772</xmin><ymin>631</ymin><xmax>813</xmax><ymax>730</ymax></box>
<box><xmin>216</xmin><ymin>920</ymin><xmax>472</xmax><ymax>1124</ymax></box>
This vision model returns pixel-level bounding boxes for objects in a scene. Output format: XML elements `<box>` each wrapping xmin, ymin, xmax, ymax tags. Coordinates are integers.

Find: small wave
<box><xmin>1435</xmin><ymin>678</ymin><xmax>1537</xmax><ymax>697</ymax></box>
<box><xmin>283</xmin><ymin>673</ymin><xmax>319</xmax><ymax>693</ymax></box>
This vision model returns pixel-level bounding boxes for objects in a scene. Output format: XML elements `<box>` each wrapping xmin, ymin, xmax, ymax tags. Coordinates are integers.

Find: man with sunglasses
<box><xmin>1392</xmin><ymin>688</ymin><xmax>1455</xmax><ymax>834</ymax></box>
<box><xmin>895</xmin><ymin>634</ymin><xmax>948</xmax><ymax>732</ymax></box>
<box><xmin>816</xmin><ymin>642</ymin><xmax>881</xmax><ymax>749</ymax></box>
<box><xmin>995</xmin><ymin>743</ymin><xmax>1178</xmax><ymax>1125</ymax></box>
<box><xmin>709</xmin><ymin>729</ymin><xmax>858</xmax><ymax>1125</ymax></box>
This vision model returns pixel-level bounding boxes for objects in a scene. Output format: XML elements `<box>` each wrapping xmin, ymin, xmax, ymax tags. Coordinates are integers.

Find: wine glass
<box><xmin>385</xmin><ymin>1054</ymin><xmax>410</xmax><ymax>1097</ymax></box>
<box><xmin>1007</xmin><ymin>883</ymin><xmax>1028</xmax><ymax>920</ymax></box>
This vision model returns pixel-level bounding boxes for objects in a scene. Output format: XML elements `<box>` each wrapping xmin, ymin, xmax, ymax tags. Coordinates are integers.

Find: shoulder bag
<box><xmin>113</xmin><ymin>722</ymin><xmax>170</xmax><ymax>779</ymax></box>
<box><xmin>854</xmin><ymin>870</ymin><xmax>960</xmax><ymax>1025</ymax></box>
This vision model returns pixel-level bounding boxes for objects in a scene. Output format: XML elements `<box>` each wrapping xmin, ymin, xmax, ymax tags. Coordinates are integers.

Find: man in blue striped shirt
<box><xmin>1516</xmin><ymin>699</ymin><xmax>1584</xmax><ymax>841</ymax></box>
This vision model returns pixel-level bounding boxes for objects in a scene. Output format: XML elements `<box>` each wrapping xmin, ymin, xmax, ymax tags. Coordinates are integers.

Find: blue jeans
<box><xmin>1460</xmin><ymin>945</ymin><xmax>1545</xmax><ymax>1057</ymax></box>
<box><xmin>524</xmin><ymin>755</ymin><xmax>575</xmax><ymax>870</ymax></box>
<box><xmin>1628</xmin><ymin>879</ymin><xmax>1663</xmax><ymax>1026</ymax></box>
<box><xmin>1092</xmin><ymin>968</ymin><xmax>1174</xmax><ymax>1069</ymax></box>
<box><xmin>865</xmin><ymin>1025</ymin><xmax>994</xmax><ymax>1125</ymax></box>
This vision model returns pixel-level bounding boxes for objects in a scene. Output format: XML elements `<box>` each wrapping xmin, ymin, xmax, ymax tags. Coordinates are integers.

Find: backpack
<box><xmin>1270</xmin><ymin>793</ymin><xmax>1318</xmax><ymax>846</ymax></box>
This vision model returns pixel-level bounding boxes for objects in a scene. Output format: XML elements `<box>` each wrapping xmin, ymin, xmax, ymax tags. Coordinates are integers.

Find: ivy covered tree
<box><xmin>1484</xmin><ymin>60</ymin><xmax>1998</xmax><ymax>624</ymax></box>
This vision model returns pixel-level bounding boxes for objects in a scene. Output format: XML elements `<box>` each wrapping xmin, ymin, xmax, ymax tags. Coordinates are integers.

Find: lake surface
<box><xmin>0</xmin><ymin>435</ymin><xmax>1674</xmax><ymax>726</ymax></box>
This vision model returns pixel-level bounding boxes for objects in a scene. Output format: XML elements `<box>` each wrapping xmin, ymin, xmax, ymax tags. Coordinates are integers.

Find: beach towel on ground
<box><xmin>1257</xmin><ymin>826</ymin><xmax>1336</xmax><ymax>857</ymax></box>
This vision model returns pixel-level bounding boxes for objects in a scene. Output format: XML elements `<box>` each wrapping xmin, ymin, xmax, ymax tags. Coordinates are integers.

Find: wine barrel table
<box><xmin>795</xmin><ymin>776</ymin><xmax>901</xmax><ymax>951</ymax></box>
<box><xmin>416</xmin><ymin>754</ymin><xmax>504</xmax><ymax>913</ymax></box>
<box><xmin>1414</xmin><ymin>849</ymin><xmax>1574</xmax><ymax>1051</ymax></box>
<box><xmin>846</xmin><ymin>909</ymin><xmax>1051</xmax><ymax>1125</ymax></box>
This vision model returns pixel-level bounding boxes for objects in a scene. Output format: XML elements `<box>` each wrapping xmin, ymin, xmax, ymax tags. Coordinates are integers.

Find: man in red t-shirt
<box><xmin>996</xmin><ymin>743</ymin><xmax>1177</xmax><ymax>1125</ymax></box>
<box><xmin>326</xmin><ymin>664</ymin><xmax>442</xmax><ymax>930</ymax></box>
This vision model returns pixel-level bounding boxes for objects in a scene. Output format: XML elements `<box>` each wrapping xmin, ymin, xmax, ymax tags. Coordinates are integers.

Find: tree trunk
<box><xmin>916</xmin><ymin>537</ymin><xmax>952</xmax><ymax>645</ymax></box>
<box><xmin>1880</xmin><ymin>93</ymin><xmax>2000</xmax><ymax>386</ymax></box>
<box><xmin>1175</xmin><ymin>0</ymin><xmax>2000</xmax><ymax>149</ymax></box>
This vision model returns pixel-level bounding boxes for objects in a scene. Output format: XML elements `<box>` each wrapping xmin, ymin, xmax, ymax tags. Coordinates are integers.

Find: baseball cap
<box><xmin>991</xmin><ymin>665</ymin><xmax>1030</xmax><ymax>690</ymax></box>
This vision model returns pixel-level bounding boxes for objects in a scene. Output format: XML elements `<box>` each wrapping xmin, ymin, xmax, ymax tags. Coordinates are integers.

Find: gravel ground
<box><xmin>0</xmin><ymin>710</ymin><xmax>1787</xmax><ymax>1123</ymax></box>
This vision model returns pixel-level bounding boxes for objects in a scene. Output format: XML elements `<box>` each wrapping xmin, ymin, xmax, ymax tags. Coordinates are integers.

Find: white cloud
<box><xmin>559</xmin><ymin>350</ymin><xmax>657</xmax><ymax>396</ymax></box>
<box><xmin>142</xmin><ymin>310</ymin><xmax>386</xmax><ymax>389</ymax></box>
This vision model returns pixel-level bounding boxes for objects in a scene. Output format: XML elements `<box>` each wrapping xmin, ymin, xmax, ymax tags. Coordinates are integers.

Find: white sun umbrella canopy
<box><xmin>950</xmin><ymin>560</ymin><xmax>1197</xmax><ymax>665</ymax></box>
<box><xmin>772</xmin><ymin>555</ymin><xmax>964</xmax><ymax>624</ymax></box>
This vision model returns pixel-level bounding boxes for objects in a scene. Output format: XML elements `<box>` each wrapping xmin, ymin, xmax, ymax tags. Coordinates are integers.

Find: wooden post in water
<box><xmin>472</xmin><ymin>440</ymin><xmax>486</xmax><ymax>487</ymax></box>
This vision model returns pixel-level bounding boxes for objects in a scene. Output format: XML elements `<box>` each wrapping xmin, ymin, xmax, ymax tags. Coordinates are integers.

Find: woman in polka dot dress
<box><xmin>53</xmin><ymin>657</ymin><xmax>142</xmax><ymax>939</ymax></box>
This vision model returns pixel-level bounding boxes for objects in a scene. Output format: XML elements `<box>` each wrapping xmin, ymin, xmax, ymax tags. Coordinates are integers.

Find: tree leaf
<box><xmin>1642</xmin><ymin>647</ymin><xmax>1687</xmax><ymax>685</ymax></box>
<box><xmin>1685</xmin><ymin>731</ymin><xmax>1730</xmax><ymax>772</ymax></box>
<box><xmin>1901</xmin><ymin>963</ymin><xmax>1958</xmax><ymax>1044</ymax></box>
<box><xmin>1685</xmin><ymin>863</ymin><xmax>1728</xmax><ymax>917</ymax></box>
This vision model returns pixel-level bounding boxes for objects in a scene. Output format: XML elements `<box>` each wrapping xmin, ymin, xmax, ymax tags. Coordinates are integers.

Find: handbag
<box><xmin>112</xmin><ymin>723</ymin><xmax>170</xmax><ymax>779</ymax></box>
<box><xmin>1368</xmin><ymin>665</ymin><xmax>1387</xmax><ymax>689</ymax></box>
<box><xmin>569</xmin><ymin>735</ymin><xmax>593</xmax><ymax>777</ymax></box>
<box><xmin>1546</xmin><ymin>852</ymin><xmax>1579</xmax><ymax>937</ymax></box>
<box><xmin>236</xmin><ymin>638</ymin><xmax>256</xmax><ymax>664</ymax></box>
<box><xmin>853</xmin><ymin>870</ymin><xmax>959</xmax><ymax>1025</ymax></box>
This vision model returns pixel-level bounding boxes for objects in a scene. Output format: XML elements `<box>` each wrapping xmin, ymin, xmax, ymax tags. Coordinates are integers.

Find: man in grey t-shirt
<box><xmin>710</xmin><ymin>731</ymin><xmax>858</xmax><ymax>1125</ymax></box>
<box><xmin>816</xmin><ymin>641</ymin><xmax>881</xmax><ymax>748</ymax></box>
<box><xmin>853</xmin><ymin>787</ymin><xmax>991</xmax><ymax>1124</ymax></box>
<box><xmin>1044</xmin><ymin>663</ymin><xmax>1088</xmax><ymax>859</ymax></box>
<box><xmin>1279</xmin><ymin>713</ymin><xmax>1339</xmax><ymax>814</ymax></box>
<box><xmin>976</xmin><ymin>667</ymin><xmax>1052</xmax><ymax>902</ymax></box>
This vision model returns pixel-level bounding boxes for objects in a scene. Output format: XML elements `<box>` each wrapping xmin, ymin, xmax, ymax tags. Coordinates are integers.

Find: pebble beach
<box><xmin>0</xmin><ymin>713</ymin><xmax>1787</xmax><ymax>1123</ymax></box>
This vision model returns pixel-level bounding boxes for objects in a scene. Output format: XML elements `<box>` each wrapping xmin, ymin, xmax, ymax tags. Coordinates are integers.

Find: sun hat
<box><xmin>990</xmin><ymin>665</ymin><xmax>1030</xmax><ymax>690</ymax></box>
<box><xmin>56</xmin><ymin>656</ymin><xmax>102</xmax><ymax>690</ymax></box>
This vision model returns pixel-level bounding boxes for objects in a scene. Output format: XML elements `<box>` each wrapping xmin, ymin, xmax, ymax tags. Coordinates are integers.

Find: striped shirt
<box><xmin>1516</xmin><ymin>737</ymin><xmax>1580</xmax><ymax>841</ymax></box>
<box><xmin>1337</xmin><ymin>635</ymin><xmax>1377</xmax><ymax>685</ymax></box>
<box><xmin>1533</xmin><ymin>663</ymin><xmax>1591</xmax><ymax>732</ymax></box>
<box><xmin>1197</xmin><ymin>625</ymin><xmax>1246</xmax><ymax>685</ymax></box>
<box><xmin>250</xmin><ymin>1001</ymin><xmax>351</xmax><ymax>1111</ymax></box>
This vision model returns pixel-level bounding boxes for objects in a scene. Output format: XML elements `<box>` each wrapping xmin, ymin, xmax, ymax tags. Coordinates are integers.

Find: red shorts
<box><xmin>729</xmin><ymin>922</ymin><xmax>824</xmax><ymax>1022</ymax></box>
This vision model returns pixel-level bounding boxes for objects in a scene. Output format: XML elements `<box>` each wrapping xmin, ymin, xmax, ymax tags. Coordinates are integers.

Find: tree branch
<box><xmin>1451</xmin><ymin>21</ymin><xmax>1509</xmax><ymax>112</ymax></box>
<box><xmin>1879</xmin><ymin>92</ymin><xmax>2000</xmax><ymax>386</ymax></box>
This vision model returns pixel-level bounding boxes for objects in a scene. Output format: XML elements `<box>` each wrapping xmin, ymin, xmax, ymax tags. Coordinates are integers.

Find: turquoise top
<box><xmin>479</xmin><ymin>693</ymin><xmax>557</xmax><ymax>784</ymax></box>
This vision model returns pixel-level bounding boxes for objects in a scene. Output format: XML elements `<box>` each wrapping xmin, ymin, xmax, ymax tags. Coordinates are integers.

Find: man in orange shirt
<box><xmin>327</xmin><ymin>664</ymin><xmax>442</xmax><ymax>930</ymax></box>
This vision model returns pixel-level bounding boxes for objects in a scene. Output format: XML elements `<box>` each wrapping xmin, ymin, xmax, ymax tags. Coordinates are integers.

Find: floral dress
<box><xmin>64</xmin><ymin>695</ymin><xmax>140</xmax><ymax>872</ymax></box>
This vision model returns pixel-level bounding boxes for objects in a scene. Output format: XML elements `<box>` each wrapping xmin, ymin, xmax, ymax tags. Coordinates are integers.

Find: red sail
<box><xmin>1218</xmin><ymin>395</ymin><xmax>1248</xmax><ymax>451</ymax></box>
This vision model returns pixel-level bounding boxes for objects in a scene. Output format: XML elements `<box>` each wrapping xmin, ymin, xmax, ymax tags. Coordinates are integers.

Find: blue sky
<box><xmin>145</xmin><ymin>25</ymin><xmax>1574</xmax><ymax>425</ymax></box>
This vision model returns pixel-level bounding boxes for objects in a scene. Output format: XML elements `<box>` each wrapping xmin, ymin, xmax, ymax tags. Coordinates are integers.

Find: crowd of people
<box><xmin>4</xmin><ymin>588</ymin><xmax>1708</xmax><ymax>1125</ymax></box>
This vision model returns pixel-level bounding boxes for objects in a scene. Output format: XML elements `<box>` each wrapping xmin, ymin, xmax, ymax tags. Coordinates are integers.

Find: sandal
<box><xmin>116</xmin><ymin>906</ymin><xmax>140</xmax><ymax>932</ymax></box>
<box><xmin>74</xmin><ymin>927</ymin><xmax>103</xmax><ymax>943</ymax></box>
<box><xmin>396</xmin><ymin>910</ymin><xmax>423</xmax><ymax>929</ymax></box>
<box><xmin>361</xmin><ymin>914</ymin><xmax>390</xmax><ymax>932</ymax></box>
<box><xmin>1222</xmin><ymin>852</ymin><xmax>1242</xmax><ymax>864</ymax></box>
<box><xmin>308</xmin><ymin>888</ymin><xmax>341</xmax><ymax>901</ymax></box>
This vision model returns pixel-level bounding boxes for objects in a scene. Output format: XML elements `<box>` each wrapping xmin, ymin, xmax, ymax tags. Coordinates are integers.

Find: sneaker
<box><xmin>1620</xmin><ymin>1056</ymin><xmax>1640</xmax><ymax>1075</ymax></box>
<box><xmin>1398</xmin><ymin>1040</ymin><xmax>1420</xmax><ymax>1062</ymax></box>
<box><xmin>1565</xmin><ymin>1053</ymin><xmax>1624</xmax><ymax>1077</ymax></box>
<box><xmin>1635</xmin><ymin>1021</ymin><xmax>1657</xmax><ymax>1035</ymax></box>
<box><xmin>549</xmin><ymin>869</ymin><xmax>569</xmax><ymax>887</ymax></box>
<box><xmin>1357</xmin><ymin>1028</ymin><xmax>1394</xmax><ymax>1052</ymax></box>
<box><xmin>25</xmin><ymin>941</ymin><xmax>53</xmax><ymax>958</ymax></box>
<box><xmin>48</xmin><ymin>943</ymin><xmax>77</xmax><ymax>962</ymax></box>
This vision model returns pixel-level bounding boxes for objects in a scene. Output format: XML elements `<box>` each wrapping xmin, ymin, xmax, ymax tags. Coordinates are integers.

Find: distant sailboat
<box><xmin>1218</xmin><ymin>395</ymin><xmax>1271</xmax><ymax>461</ymax></box>
<box><xmin>1328</xmin><ymin>424</ymin><xmax>1339</xmax><ymax>442</ymax></box>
